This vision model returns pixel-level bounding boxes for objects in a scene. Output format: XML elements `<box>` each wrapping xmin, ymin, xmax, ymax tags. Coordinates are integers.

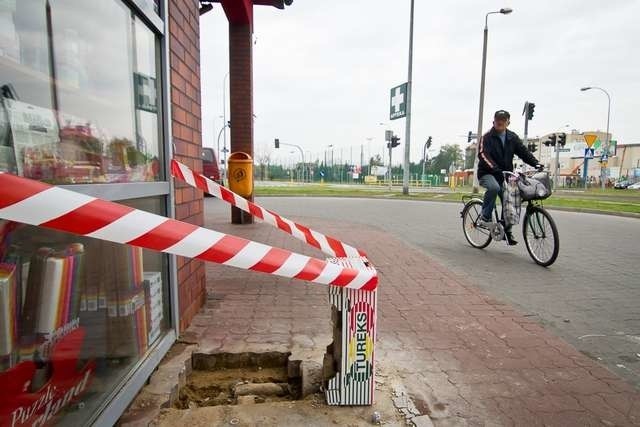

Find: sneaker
<box><xmin>505</xmin><ymin>232</ymin><xmax>518</xmax><ymax>246</ymax></box>
<box><xmin>477</xmin><ymin>217</ymin><xmax>493</xmax><ymax>228</ymax></box>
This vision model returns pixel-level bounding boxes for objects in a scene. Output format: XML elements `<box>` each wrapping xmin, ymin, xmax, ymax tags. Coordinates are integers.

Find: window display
<box><xmin>0</xmin><ymin>197</ymin><xmax>170</xmax><ymax>426</ymax></box>
<box><xmin>0</xmin><ymin>0</ymin><xmax>164</xmax><ymax>184</ymax></box>
<box><xmin>0</xmin><ymin>1</ymin><xmax>172</xmax><ymax>424</ymax></box>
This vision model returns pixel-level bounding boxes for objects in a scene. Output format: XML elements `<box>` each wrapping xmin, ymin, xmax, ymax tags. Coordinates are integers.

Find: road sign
<box><xmin>389</xmin><ymin>83</ymin><xmax>407</xmax><ymax>120</ymax></box>
<box><xmin>584</xmin><ymin>134</ymin><xmax>598</xmax><ymax>148</ymax></box>
<box><xmin>585</xmin><ymin>148</ymin><xmax>594</xmax><ymax>159</ymax></box>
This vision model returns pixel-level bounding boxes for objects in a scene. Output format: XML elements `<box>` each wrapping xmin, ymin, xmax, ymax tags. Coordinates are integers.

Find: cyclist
<box><xmin>477</xmin><ymin>109</ymin><xmax>542</xmax><ymax>245</ymax></box>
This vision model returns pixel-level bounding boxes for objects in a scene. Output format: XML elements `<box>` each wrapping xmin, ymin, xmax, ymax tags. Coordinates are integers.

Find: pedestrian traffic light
<box><xmin>526</xmin><ymin>102</ymin><xmax>535</xmax><ymax>120</ymax></box>
<box><xmin>558</xmin><ymin>132</ymin><xmax>566</xmax><ymax>147</ymax></box>
<box><xmin>274</xmin><ymin>138</ymin><xmax>280</xmax><ymax>148</ymax></box>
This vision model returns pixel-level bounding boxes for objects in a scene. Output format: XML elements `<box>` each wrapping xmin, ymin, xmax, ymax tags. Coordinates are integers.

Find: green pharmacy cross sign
<box><xmin>389</xmin><ymin>83</ymin><xmax>407</xmax><ymax>120</ymax></box>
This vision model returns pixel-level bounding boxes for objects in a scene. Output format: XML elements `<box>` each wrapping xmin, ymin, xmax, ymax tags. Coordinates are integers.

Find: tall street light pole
<box><xmin>402</xmin><ymin>0</ymin><xmax>415</xmax><ymax>195</ymax></box>
<box><xmin>471</xmin><ymin>8</ymin><xmax>513</xmax><ymax>193</ymax></box>
<box><xmin>581</xmin><ymin>86</ymin><xmax>611</xmax><ymax>190</ymax></box>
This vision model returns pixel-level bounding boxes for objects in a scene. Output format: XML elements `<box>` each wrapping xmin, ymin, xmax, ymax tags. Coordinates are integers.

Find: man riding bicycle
<box><xmin>477</xmin><ymin>109</ymin><xmax>543</xmax><ymax>246</ymax></box>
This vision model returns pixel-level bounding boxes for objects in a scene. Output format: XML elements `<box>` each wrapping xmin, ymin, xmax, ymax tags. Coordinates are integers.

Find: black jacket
<box><xmin>477</xmin><ymin>127</ymin><xmax>539</xmax><ymax>184</ymax></box>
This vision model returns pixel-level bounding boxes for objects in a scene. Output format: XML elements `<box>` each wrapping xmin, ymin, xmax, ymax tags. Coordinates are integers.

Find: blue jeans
<box><xmin>479</xmin><ymin>174</ymin><xmax>503</xmax><ymax>223</ymax></box>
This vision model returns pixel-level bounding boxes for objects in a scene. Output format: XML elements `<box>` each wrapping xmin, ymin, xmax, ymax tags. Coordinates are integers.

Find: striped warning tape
<box><xmin>171</xmin><ymin>159</ymin><xmax>364</xmax><ymax>258</ymax></box>
<box><xmin>0</xmin><ymin>172</ymin><xmax>377</xmax><ymax>290</ymax></box>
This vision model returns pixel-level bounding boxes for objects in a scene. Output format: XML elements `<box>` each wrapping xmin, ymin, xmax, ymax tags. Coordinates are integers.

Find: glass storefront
<box><xmin>0</xmin><ymin>0</ymin><xmax>172</xmax><ymax>425</ymax></box>
<box><xmin>0</xmin><ymin>0</ymin><xmax>163</xmax><ymax>184</ymax></box>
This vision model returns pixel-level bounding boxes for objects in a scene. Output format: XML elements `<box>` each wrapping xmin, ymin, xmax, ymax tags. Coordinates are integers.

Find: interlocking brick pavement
<box><xmin>175</xmin><ymin>210</ymin><xmax>640</xmax><ymax>426</ymax></box>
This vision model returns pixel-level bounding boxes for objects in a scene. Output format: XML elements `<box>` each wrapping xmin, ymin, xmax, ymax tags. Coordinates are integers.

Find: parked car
<box><xmin>201</xmin><ymin>148</ymin><xmax>221</xmax><ymax>196</ymax></box>
<box><xmin>614</xmin><ymin>180</ymin><xmax>630</xmax><ymax>189</ymax></box>
<box><xmin>627</xmin><ymin>182</ymin><xmax>640</xmax><ymax>190</ymax></box>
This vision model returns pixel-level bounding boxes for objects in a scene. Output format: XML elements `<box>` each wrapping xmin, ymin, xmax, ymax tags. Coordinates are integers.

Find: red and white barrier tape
<box><xmin>0</xmin><ymin>172</ymin><xmax>377</xmax><ymax>290</ymax></box>
<box><xmin>171</xmin><ymin>160</ymin><xmax>365</xmax><ymax>258</ymax></box>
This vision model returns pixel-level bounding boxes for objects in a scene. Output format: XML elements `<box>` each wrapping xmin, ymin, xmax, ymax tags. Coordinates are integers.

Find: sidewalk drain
<box><xmin>174</xmin><ymin>352</ymin><xmax>302</xmax><ymax>409</ymax></box>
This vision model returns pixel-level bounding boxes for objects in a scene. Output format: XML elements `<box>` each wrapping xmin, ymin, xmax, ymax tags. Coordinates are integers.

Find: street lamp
<box><xmin>471</xmin><ymin>7</ymin><xmax>513</xmax><ymax>193</ymax></box>
<box><xmin>581</xmin><ymin>86</ymin><xmax>611</xmax><ymax>190</ymax></box>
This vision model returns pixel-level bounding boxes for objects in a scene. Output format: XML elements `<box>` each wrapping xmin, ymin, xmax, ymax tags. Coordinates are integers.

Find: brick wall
<box><xmin>168</xmin><ymin>0</ymin><xmax>206</xmax><ymax>331</ymax></box>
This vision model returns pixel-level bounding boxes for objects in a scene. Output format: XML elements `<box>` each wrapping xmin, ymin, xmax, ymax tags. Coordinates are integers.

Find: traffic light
<box><xmin>274</xmin><ymin>138</ymin><xmax>280</xmax><ymax>148</ymax></box>
<box><xmin>558</xmin><ymin>132</ymin><xmax>566</xmax><ymax>147</ymax></box>
<box><xmin>543</xmin><ymin>134</ymin><xmax>557</xmax><ymax>146</ymax></box>
<box><xmin>526</xmin><ymin>102</ymin><xmax>535</xmax><ymax>120</ymax></box>
<box><xmin>467</xmin><ymin>131</ymin><xmax>473</xmax><ymax>143</ymax></box>
<box><xmin>387</xmin><ymin>135</ymin><xmax>401</xmax><ymax>149</ymax></box>
<box><xmin>426</xmin><ymin>136</ymin><xmax>432</xmax><ymax>149</ymax></box>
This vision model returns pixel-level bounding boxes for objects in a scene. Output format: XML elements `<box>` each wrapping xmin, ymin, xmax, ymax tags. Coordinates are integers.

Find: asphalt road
<box><xmin>206</xmin><ymin>196</ymin><xmax>640</xmax><ymax>389</ymax></box>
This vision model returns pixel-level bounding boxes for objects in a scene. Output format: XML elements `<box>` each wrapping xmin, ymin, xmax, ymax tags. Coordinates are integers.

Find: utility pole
<box><xmin>403</xmin><ymin>0</ymin><xmax>415</xmax><ymax>195</ymax></box>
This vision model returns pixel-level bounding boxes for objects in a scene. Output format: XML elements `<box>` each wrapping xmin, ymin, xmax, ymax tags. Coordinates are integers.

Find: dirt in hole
<box><xmin>175</xmin><ymin>365</ymin><xmax>301</xmax><ymax>409</ymax></box>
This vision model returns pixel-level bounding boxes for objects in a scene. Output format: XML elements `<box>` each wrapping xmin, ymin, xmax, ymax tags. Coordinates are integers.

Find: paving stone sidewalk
<box><xmin>126</xmin><ymin>212</ymin><xmax>640</xmax><ymax>426</ymax></box>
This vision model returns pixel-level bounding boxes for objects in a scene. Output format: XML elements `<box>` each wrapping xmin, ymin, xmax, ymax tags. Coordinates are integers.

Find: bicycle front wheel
<box><xmin>462</xmin><ymin>200</ymin><xmax>492</xmax><ymax>249</ymax></box>
<box><xmin>522</xmin><ymin>206</ymin><xmax>559</xmax><ymax>267</ymax></box>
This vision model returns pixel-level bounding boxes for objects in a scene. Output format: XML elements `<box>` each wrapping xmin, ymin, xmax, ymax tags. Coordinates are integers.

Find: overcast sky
<box><xmin>200</xmin><ymin>0</ymin><xmax>640</xmax><ymax>166</ymax></box>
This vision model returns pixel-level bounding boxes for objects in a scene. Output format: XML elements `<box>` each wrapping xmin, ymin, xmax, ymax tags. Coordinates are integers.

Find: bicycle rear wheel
<box><xmin>462</xmin><ymin>200</ymin><xmax>492</xmax><ymax>249</ymax></box>
<box><xmin>522</xmin><ymin>206</ymin><xmax>559</xmax><ymax>266</ymax></box>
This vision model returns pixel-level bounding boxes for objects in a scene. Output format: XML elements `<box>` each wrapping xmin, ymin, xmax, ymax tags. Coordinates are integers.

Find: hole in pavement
<box><xmin>174</xmin><ymin>351</ymin><xmax>302</xmax><ymax>409</ymax></box>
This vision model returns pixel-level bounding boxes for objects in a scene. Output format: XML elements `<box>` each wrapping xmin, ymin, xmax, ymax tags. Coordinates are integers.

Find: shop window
<box><xmin>0</xmin><ymin>0</ymin><xmax>164</xmax><ymax>184</ymax></box>
<box><xmin>0</xmin><ymin>196</ymin><xmax>170</xmax><ymax>426</ymax></box>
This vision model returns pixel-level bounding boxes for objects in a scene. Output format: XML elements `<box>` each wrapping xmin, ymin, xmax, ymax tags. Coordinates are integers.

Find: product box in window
<box><xmin>105</xmin><ymin>245</ymin><xmax>149</xmax><ymax>359</ymax></box>
<box><xmin>143</xmin><ymin>272</ymin><xmax>162</xmax><ymax>345</ymax></box>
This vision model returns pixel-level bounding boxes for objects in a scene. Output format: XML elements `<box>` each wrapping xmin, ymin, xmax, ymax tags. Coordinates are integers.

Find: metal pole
<box><xmin>554</xmin><ymin>141</ymin><xmax>560</xmax><ymax>189</ymax></box>
<box><xmin>603</xmin><ymin>90</ymin><xmax>611</xmax><ymax>190</ymax></box>
<box><xmin>523</xmin><ymin>104</ymin><xmax>529</xmax><ymax>148</ymax></box>
<box><xmin>403</xmin><ymin>0</ymin><xmax>415</xmax><ymax>195</ymax></box>
<box><xmin>581</xmin><ymin>86</ymin><xmax>612</xmax><ymax>189</ymax></box>
<box><xmin>388</xmin><ymin>144</ymin><xmax>393</xmax><ymax>190</ymax></box>
<box><xmin>472</xmin><ymin>20</ymin><xmax>489</xmax><ymax>193</ymax></box>
<box><xmin>222</xmin><ymin>72</ymin><xmax>229</xmax><ymax>184</ymax></box>
<box><xmin>422</xmin><ymin>142</ymin><xmax>427</xmax><ymax>178</ymax></box>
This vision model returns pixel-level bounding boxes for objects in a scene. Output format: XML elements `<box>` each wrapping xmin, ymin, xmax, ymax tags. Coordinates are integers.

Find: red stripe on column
<box><xmin>294</xmin><ymin>258</ymin><xmax>324</xmax><ymax>282</ymax></box>
<box><xmin>41</xmin><ymin>199</ymin><xmax>134</xmax><ymax>235</ymax></box>
<box><xmin>294</xmin><ymin>224</ymin><xmax>321</xmax><ymax>250</ymax></box>
<box><xmin>127</xmin><ymin>219</ymin><xmax>199</xmax><ymax>250</ymax></box>
<box><xmin>330</xmin><ymin>268</ymin><xmax>358</xmax><ymax>287</ymax></box>
<box><xmin>249</xmin><ymin>247</ymin><xmax>291</xmax><ymax>273</ymax></box>
<box><xmin>326</xmin><ymin>237</ymin><xmax>347</xmax><ymax>257</ymax></box>
<box><xmin>361</xmin><ymin>276</ymin><xmax>378</xmax><ymax>291</ymax></box>
<box><xmin>0</xmin><ymin>174</ymin><xmax>50</xmax><ymax>209</ymax></box>
<box><xmin>197</xmin><ymin>234</ymin><xmax>250</xmax><ymax>264</ymax></box>
<box><xmin>248</xmin><ymin>202</ymin><xmax>263</xmax><ymax>219</ymax></box>
<box><xmin>194</xmin><ymin>174</ymin><xmax>208</xmax><ymax>193</ymax></box>
<box><xmin>220</xmin><ymin>187</ymin><xmax>236</xmax><ymax>204</ymax></box>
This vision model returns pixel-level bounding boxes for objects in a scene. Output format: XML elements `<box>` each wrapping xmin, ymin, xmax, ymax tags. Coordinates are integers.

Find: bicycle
<box><xmin>460</xmin><ymin>170</ymin><xmax>559</xmax><ymax>267</ymax></box>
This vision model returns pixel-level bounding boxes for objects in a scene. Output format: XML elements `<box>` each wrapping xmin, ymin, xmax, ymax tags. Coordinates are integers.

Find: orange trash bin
<box><xmin>227</xmin><ymin>151</ymin><xmax>253</xmax><ymax>197</ymax></box>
